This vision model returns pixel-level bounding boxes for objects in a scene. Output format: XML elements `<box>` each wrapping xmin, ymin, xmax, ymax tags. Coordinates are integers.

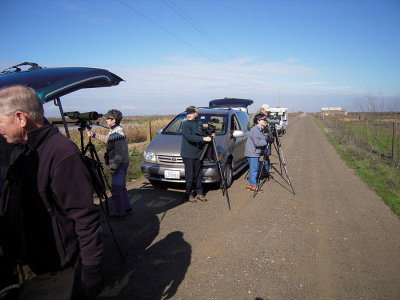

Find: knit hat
<box><xmin>105</xmin><ymin>109</ymin><xmax>123</xmax><ymax>123</ymax></box>
<box><xmin>185</xmin><ymin>106</ymin><xmax>198</xmax><ymax>114</ymax></box>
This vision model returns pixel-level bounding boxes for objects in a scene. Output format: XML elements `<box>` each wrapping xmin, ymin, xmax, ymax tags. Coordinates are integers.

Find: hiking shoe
<box><xmin>196</xmin><ymin>194</ymin><xmax>207</xmax><ymax>202</ymax></box>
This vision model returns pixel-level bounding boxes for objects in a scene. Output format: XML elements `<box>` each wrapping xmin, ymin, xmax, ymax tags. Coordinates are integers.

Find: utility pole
<box><xmin>278</xmin><ymin>89</ymin><xmax>281</xmax><ymax>107</ymax></box>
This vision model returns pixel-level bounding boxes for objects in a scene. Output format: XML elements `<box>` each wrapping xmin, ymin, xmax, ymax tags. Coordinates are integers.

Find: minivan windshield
<box><xmin>162</xmin><ymin>113</ymin><xmax>228</xmax><ymax>135</ymax></box>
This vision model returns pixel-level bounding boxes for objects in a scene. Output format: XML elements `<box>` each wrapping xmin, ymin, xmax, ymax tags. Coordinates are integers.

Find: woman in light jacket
<box><xmin>244</xmin><ymin>113</ymin><xmax>273</xmax><ymax>191</ymax></box>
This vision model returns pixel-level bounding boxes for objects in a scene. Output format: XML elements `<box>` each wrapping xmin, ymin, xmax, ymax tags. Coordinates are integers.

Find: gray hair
<box><xmin>0</xmin><ymin>85</ymin><xmax>44</xmax><ymax>122</ymax></box>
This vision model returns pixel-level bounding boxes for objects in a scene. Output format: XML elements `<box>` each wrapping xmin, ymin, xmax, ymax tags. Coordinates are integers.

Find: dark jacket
<box><xmin>0</xmin><ymin>124</ymin><xmax>102</xmax><ymax>274</ymax></box>
<box><xmin>180</xmin><ymin>119</ymin><xmax>204</xmax><ymax>159</ymax></box>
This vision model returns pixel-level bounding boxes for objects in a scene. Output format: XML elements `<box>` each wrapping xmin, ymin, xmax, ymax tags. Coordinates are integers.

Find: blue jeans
<box><xmin>247</xmin><ymin>155</ymin><xmax>270</xmax><ymax>187</ymax></box>
<box><xmin>111</xmin><ymin>163</ymin><xmax>132</xmax><ymax>216</ymax></box>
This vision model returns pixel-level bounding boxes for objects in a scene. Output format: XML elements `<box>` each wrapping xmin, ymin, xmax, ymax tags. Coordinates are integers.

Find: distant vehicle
<box><xmin>141</xmin><ymin>98</ymin><xmax>253</xmax><ymax>187</ymax></box>
<box><xmin>268</xmin><ymin>107</ymin><xmax>288</xmax><ymax>135</ymax></box>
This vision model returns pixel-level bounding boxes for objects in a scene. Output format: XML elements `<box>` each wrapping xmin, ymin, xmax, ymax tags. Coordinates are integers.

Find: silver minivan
<box><xmin>141</xmin><ymin>99</ymin><xmax>253</xmax><ymax>187</ymax></box>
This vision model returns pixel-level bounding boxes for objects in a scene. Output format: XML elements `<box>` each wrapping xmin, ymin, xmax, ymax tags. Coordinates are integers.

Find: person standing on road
<box><xmin>244</xmin><ymin>113</ymin><xmax>274</xmax><ymax>192</ymax></box>
<box><xmin>180</xmin><ymin>106</ymin><xmax>211</xmax><ymax>202</ymax></box>
<box><xmin>0</xmin><ymin>85</ymin><xmax>103</xmax><ymax>299</ymax></box>
<box><xmin>87</xmin><ymin>109</ymin><xmax>132</xmax><ymax>220</ymax></box>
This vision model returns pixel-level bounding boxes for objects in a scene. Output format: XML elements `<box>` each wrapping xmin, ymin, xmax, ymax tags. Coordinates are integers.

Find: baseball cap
<box><xmin>261</xmin><ymin>104</ymin><xmax>270</xmax><ymax>111</ymax></box>
<box><xmin>258</xmin><ymin>115</ymin><xmax>268</xmax><ymax>121</ymax></box>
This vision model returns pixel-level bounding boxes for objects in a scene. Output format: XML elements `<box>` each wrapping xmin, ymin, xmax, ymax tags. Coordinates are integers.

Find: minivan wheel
<box><xmin>223</xmin><ymin>160</ymin><xmax>233</xmax><ymax>188</ymax></box>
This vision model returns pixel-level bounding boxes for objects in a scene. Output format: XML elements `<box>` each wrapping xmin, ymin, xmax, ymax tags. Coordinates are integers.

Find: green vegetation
<box><xmin>127</xmin><ymin>148</ymin><xmax>143</xmax><ymax>181</ymax></box>
<box><xmin>314</xmin><ymin>116</ymin><xmax>400</xmax><ymax>216</ymax></box>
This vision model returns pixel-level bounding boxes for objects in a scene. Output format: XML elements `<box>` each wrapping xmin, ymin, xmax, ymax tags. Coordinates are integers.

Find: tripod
<box><xmin>77</xmin><ymin>121</ymin><xmax>124</xmax><ymax>261</ymax></box>
<box><xmin>182</xmin><ymin>136</ymin><xmax>231</xmax><ymax>210</ymax></box>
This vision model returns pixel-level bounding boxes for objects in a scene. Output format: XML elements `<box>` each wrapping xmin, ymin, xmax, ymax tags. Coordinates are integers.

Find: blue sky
<box><xmin>1</xmin><ymin>0</ymin><xmax>399</xmax><ymax>116</ymax></box>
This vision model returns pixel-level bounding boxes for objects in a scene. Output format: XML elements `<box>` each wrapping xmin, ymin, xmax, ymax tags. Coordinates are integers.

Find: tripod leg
<box><xmin>276</xmin><ymin>144</ymin><xmax>295</xmax><ymax>195</ymax></box>
<box><xmin>212</xmin><ymin>139</ymin><xmax>231</xmax><ymax>210</ymax></box>
<box><xmin>98</xmin><ymin>195</ymin><xmax>124</xmax><ymax>261</ymax></box>
<box><xmin>253</xmin><ymin>158</ymin><xmax>264</xmax><ymax>198</ymax></box>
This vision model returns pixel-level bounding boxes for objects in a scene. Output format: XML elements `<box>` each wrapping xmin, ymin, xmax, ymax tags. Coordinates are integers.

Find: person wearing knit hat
<box><xmin>244</xmin><ymin>113</ymin><xmax>273</xmax><ymax>192</ymax></box>
<box><xmin>87</xmin><ymin>109</ymin><xmax>132</xmax><ymax>220</ymax></box>
<box><xmin>180</xmin><ymin>106</ymin><xmax>211</xmax><ymax>202</ymax></box>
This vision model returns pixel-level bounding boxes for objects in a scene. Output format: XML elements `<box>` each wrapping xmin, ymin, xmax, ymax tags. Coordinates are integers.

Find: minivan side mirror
<box><xmin>156</xmin><ymin>128</ymin><xmax>163</xmax><ymax>134</ymax></box>
<box><xmin>232</xmin><ymin>130</ymin><xmax>244</xmax><ymax>138</ymax></box>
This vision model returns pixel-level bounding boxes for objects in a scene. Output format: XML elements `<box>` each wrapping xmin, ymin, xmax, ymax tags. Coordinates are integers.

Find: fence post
<box><xmin>392</xmin><ymin>122</ymin><xmax>398</xmax><ymax>161</ymax></box>
<box><xmin>147</xmin><ymin>121</ymin><xmax>152</xmax><ymax>142</ymax></box>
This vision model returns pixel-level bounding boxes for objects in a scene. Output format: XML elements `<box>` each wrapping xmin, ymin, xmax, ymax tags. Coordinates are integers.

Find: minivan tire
<box><xmin>223</xmin><ymin>159</ymin><xmax>233</xmax><ymax>188</ymax></box>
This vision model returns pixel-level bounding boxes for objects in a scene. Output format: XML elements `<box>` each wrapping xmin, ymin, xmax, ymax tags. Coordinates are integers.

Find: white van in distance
<box><xmin>268</xmin><ymin>107</ymin><xmax>288</xmax><ymax>135</ymax></box>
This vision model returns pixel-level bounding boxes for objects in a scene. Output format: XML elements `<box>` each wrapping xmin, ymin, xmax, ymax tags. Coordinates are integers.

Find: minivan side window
<box><xmin>163</xmin><ymin>114</ymin><xmax>187</xmax><ymax>134</ymax></box>
<box><xmin>235</xmin><ymin>112</ymin><xmax>250</xmax><ymax>131</ymax></box>
<box><xmin>231</xmin><ymin>115</ymin><xmax>240</xmax><ymax>130</ymax></box>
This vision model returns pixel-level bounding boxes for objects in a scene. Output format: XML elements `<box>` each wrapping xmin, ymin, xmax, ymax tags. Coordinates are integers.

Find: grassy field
<box><xmin>314</xmin><ymin>113</ymin><xmax>400</xmax><ymax>216</ymax></box>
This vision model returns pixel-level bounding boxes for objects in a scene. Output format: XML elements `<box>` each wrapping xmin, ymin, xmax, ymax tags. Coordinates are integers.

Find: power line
<box><xmin>161</xmin><ymin>0</ymin><xmax>237</xmax><ymax>60</ymax></box>
<box><xmin>116</xmin><ymin>0</ymin><xmax>214</xmax><ymax>61</ymax></box>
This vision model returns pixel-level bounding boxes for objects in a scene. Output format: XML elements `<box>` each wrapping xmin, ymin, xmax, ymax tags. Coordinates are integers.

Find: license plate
<box><xmin>164</xmin><ymin>170</ymin><xmax>180</xmax><ymax>179</ymax></box>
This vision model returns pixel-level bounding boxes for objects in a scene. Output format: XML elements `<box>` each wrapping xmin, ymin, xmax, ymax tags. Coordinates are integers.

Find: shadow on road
<box><xmin>72</xmin><ymin>183</ymin><xmax>192</xmax><ymax>300</ymax></box>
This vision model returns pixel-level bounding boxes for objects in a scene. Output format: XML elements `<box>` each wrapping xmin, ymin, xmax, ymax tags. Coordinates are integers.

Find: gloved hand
<box><xmin>203</xmin><ymin>136</ymin><xmax>212</xmax><ymax>142</ymax></box>
<box><xmin>81</xmin><ymin>264</ymin><xmax>104</xmax><ymax>296</ymax></box>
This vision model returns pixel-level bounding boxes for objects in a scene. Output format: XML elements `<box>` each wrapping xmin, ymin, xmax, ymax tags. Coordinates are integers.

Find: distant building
<box><xmin>321</xmin><ymin>107</ymin><xmax>347</xmax><ymax>116</ymax></box>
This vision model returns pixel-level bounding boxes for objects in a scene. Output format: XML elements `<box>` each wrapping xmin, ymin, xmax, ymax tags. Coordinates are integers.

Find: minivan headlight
<box><xmin>144</xmin><ymin>151</ymin><xmax>156</xmax><ymax>162</ymax></box>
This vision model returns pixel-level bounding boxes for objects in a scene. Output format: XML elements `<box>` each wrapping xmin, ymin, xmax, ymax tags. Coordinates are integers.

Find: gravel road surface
<box><xmin>78</xmin><ymin>114</ymin><xmax>400</xmax><ymax>300</ymax></box>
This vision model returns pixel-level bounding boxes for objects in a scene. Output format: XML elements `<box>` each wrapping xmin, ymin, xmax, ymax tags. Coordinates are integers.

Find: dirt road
<box><xmin>87</xmin><ymin>114</ymin><xmax>400</xmax><ymax>300</ymax></box>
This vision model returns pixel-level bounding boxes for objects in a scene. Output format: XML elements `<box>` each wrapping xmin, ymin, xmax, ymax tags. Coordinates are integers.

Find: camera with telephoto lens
<box><xmin>197</xmin><ymin>122</ymin><xmax>216</xmax><ymax>136</ymax></box>
<box><xmin>64</xmin><ymin>111</ymin><xmax>103</xmax><ymax>121</ymax></box>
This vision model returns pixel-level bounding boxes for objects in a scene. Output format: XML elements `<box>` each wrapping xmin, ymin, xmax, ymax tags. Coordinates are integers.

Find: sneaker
<box><xmin>246</xmin><ymin>184</ymin><xmax>256</xmax><ymax>191</ymax></box>
<box><xmin>196</xmin><ymin>194</ymin><xmax>207</xmax><ymax>202</ymax></box>
<box><xmin>188</xmin><ymin>196</ymin><xmax>197</xmax><ymax>202</ymax></box>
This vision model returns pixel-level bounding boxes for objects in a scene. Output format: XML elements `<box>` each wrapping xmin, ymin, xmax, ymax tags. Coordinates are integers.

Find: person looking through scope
<box><xmin>87</xmin><ymin>109</ymin><xmax>132</xmax><ymax>220</ymax></box>
<box><xmin>180</xmin><ymin>106</ymin><xmax>213</xmax><ymax>202</ymax></box>
<box><xmin>244</xmin><ymin>113</ymin><xmax>274</xmax><ymax>192</ymax></box>
<box><xmin>0</xmin><ymin>85</ymin><xmax>103</xmax><ymax>299</ymax></box>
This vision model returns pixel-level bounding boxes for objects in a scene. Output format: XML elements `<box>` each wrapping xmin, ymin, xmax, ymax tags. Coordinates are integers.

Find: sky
<box><xmin>1</xmin><ymin>0</ymin><xmax>399</xmax><ymax>116</ymax></box>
